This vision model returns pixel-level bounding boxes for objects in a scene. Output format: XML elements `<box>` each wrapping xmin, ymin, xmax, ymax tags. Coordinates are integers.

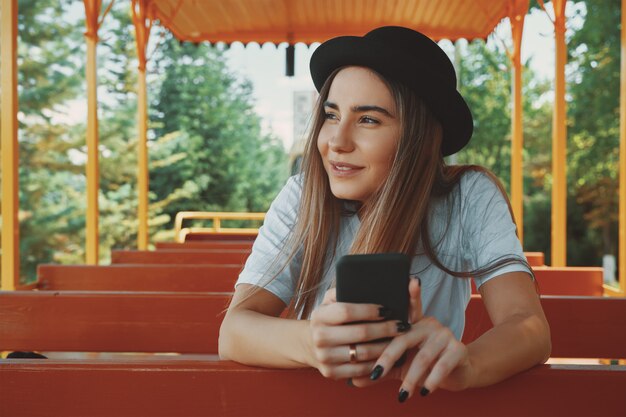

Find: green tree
<box><xmin>150</xmin><ymin>37</ymin><xmax>288</xmax><ymax>226</ymax></box>
<box><xmin>567</xmin><ymin>0</ymin><xmax>620</xmax><ymax>262</ymax></box>
<box><xmin>454</xmin><ymin>40</ymin><xmax>553</xmax><ymax>259</ymax></box>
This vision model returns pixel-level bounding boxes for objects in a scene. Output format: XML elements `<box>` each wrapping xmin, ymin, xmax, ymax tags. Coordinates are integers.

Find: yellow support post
<box><xmin>132</xmin><ymin>0</ymin><xmax>152</xmax><ymax>250</ymax></box>
<box><xmin>550</xmin><ymin>0</ymin><xmax>568</xmax><ymax>266</ymax></box>
<box><xmin>83</xmin><ymin>0</ymin><xmax>102</xmax><ymax>265</ymax></box>
<box><xmin>1</xmin><ymin>0</ymin><xmax>20</xmax><ymax>290</ymax></box>
<box><xmin>508</xmin><ymin>0</ymin><xmax>528</xmax><ymax>244</ymax></box>
<box><xmin>137</xmin><ymin>68</ymin><xmax>149</xmax><ymax>249</ymax></box>
<box><xmin>618</xmin><ymin>0</ymin><xmax>626</xmax><ymax>296</ymax></box>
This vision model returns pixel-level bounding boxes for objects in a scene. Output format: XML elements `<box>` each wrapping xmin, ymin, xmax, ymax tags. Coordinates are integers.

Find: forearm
<box><xmin>219</xmin><ymin>309</ymin><xmax>313</xmax><ymax>368</ymax></box>
<box><xmin>466</xmin><ymin>313</ymin><xmax>551</xmax><ymax>388</ymax></box>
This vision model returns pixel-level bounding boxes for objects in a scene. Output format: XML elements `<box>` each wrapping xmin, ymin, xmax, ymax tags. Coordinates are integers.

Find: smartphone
<box><xmin>336</xmin><ymin>253</ymin><xmax>410</xmax><ymax>323</ymax></box>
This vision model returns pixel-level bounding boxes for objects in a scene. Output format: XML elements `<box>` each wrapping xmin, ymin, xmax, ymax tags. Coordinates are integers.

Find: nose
<box><xmin>328</xmin><ymin>121</ymin><xmax>354</xmax><ymax>153</ymax></box>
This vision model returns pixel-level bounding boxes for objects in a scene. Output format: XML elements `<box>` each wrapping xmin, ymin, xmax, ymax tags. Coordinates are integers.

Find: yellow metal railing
<box><xmin>174</xmin><ymin>211</ymin><xmax>265</xmax><ymax>242</ymax></box>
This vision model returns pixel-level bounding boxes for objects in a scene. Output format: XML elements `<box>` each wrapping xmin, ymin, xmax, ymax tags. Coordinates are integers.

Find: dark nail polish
<box><xmin>420</xmin><ymin>387</ymin><xmax>430</xmax><ymax>397</ymax></box>
<box><xmin>370</xmin><ymin>365</ymin><xmax>384</xmax><ymax>380</ymax></box>
<box><xmin>379</xmin><ymin>307</ymin><xmax>393</xmax><ymax>318</ymax></box>
<box><xmin>346</xmin><ymin>378</ymin><xmax>354</xmax><ymax>387</ymax></box>
<box><xmin>396</xmin><ymin>321</ymin><xmax>411</xmax><ymax>332</ymax></box>
<box><xmin>398</xmin><ymin>389</ymin><xmax>409</xmax><ymax>403</ymax></box>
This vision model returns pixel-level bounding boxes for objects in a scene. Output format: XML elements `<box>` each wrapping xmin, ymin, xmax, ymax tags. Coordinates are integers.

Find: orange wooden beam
<box><xmin>109</xmin><ymin>249</ymin><xmax>250</xmax><ymax>264</ymax></box>
<box><xmin>1</xmin><ymin>360</ymin><xmax>625</xmax><ymax>417</ymax></box>
<box><xmin>0</xmin><ymin>0</ymin><xmax>20</xmax><ymax>290</ymax></box>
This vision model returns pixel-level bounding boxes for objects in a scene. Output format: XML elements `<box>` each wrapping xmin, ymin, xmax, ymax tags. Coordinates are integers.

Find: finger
<box><xmin>316</xmin><ymin>341</ymin><xmax>389</xmax><ymax>365</ymax></box>
<box><xmin>351</xmin><ymin>374</ymin><xmax>380</xmax><ymax>388</ymax></box>
<box><xmin>313</xmin><ymin>319</ymin><xmax>409</xmax><ymax>346</ymax></box>
<box><xmin>321</xmin><ymin>288</ymin><xmax>336</xmax><ymax>305</ymax></box>
<box><xmin>398</xmin><ymin>329</ymin><xmax>451</xmax><ymax>399</ymax></box>
<box><xmin>318</xmin><ymin>361</ymin><xmax>376</xmax><ymax>380</ymax></box>
<box><xmin>311</xmin><ymin>302</ymin><xmax>387</xmax><ymax>326</ymax></box>
<box><xmin>367</xmin><ymin>328</ymin><xmax>428</xmax><ymax>382</ymax></box>
<box><xmin>408</xmin><ymin>277</ymin><xmax>423</xmax><ymax>323</ymax></box>
<box><xmin>422</xmin><ymin>342</ymin><xmax>467</xmax><ymax>394</ymax></box>
<box><xmin>368</xmin><ymin>318</ymin><xmax>440</xmax><ymax>382</ymax></box>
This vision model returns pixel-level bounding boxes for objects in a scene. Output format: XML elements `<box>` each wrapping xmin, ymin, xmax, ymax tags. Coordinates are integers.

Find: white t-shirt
<box><xmin>236</xmin><ymin>171</ymin><xmax>531</xmax><ymax>339</ymax></box>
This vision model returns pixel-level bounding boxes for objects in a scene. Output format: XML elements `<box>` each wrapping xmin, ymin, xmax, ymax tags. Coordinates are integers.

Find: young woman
<box><xmin>219</xmin><ymin>26</ymin><xmax>551</xmax><ymax>403</ymax></box>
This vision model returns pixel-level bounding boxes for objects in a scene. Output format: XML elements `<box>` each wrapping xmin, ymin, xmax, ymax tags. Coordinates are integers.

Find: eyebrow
<box><xmin>323</xmin><ymin>100</ymin><xmax>395</xmax><ymax>118</ymax></box>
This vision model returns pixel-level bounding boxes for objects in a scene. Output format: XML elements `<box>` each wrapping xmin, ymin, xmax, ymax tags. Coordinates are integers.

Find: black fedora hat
<box><xmin>310</xmin><ymin>26</ymin><xmax>473</xmax><ymax>156</ymax></box>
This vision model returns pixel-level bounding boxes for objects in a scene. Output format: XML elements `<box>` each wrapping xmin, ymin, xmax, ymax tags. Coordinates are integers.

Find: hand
<box><xmin>352</xmin><ymin>278</ymin><xmax>475</xmax><ymax>401</ymax></box>
<box><xmin>307</xmin><ymin>288</ymin><xmax>411</xmax><ymax>380</ymax></box>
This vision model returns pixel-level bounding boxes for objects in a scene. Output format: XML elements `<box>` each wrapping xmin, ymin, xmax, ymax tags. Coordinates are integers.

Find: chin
<box><xmin>329</xmin><ymin>184</ymin><xmax>366</xmax><ymax>202</ymax></box>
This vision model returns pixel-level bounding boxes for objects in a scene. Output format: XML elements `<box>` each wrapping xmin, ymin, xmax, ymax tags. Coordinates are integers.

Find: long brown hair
<box><xmin>242</xmin><ymin>67</ymin><xmax>530</xmax><ymax>318</ymax></box>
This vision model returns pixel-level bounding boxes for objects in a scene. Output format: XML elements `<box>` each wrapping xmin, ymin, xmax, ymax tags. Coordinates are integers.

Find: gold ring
<box><xmin>349</xmin><ymin>344</ymin><xmax>358</xmax><ymax>363</ymax></box>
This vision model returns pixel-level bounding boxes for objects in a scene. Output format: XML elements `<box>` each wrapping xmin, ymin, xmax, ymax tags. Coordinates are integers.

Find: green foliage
<box><xmin>150</xmin><ymin>38</ymin><xmax>288</xmax><ymax>224</ymax></box>
<box><xmin>566</xmin><ymin>0</ymin><xmax>620</xmax><ymax>259</ymax></box>
<box><xmin>5</xmin><ymin>1</ymin><xmax>287</xmax><ymax>283</ymax></box>
<box><xmin>2</xmin><ymin>0</ymin><xmax>620</xmax><ymax>282</ymax></box>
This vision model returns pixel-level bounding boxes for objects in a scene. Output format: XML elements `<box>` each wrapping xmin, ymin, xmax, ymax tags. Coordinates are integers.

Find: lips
<box><xmin>329</xmin><ymin>160</ymin><xmax>364</xmax><ymax>177</ymax></box>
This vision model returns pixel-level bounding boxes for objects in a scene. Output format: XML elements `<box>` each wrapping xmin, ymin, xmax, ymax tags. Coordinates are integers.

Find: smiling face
<box><xmin>317</xmin><ymin>66</ymin><xmax>401</xmax><ymax>204</ymax></box>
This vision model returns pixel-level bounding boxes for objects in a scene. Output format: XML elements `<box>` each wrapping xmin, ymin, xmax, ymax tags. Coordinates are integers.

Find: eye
<box><xmin>324</xmin><ymin>111</ymin><xmax>339</xmax><ymax>121</ymax></box>
<box><xmin>359</xmin><ymin>115</ymin><xmax>380</xmax><ymax>125</ymax></box>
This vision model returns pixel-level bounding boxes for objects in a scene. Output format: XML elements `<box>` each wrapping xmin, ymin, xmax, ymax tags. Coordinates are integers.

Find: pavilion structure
<box><xmin>1</xmin><ymin>0</ymin><xmax>624</xmax><ymax>297</ymax></box>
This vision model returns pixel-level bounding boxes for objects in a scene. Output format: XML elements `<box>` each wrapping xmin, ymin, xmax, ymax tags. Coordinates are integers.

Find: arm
<box><xmin>218</xmin><ymin>284</ymin><xmax>313</xmax><ymax>368</ymax></box>
<box><xmin>219</xmin><ymin>284</ymin><xmax>409</xmax><ymax>376</ymax></box>
<box><xmin>468</xmin><ymin>271</ymin><xmax>551</xmax><ymax>387</ymax></box>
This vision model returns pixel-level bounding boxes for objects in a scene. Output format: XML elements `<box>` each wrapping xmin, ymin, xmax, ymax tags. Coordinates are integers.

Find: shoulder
<box><xmin>270</xmin><ymin>174</ymin><xmax>304</xmax><ymax>211</ymax></box>
<box><xmin>458</xmin><ymin>168</ymin><xmax>503</xmax><ymax>197</ymax></box>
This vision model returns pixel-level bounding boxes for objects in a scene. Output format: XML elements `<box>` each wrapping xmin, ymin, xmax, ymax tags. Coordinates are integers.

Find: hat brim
<box><xmin>310</xmin><ymin>36</ymin><xmax>473</xmax><ymax>156</ymax></box>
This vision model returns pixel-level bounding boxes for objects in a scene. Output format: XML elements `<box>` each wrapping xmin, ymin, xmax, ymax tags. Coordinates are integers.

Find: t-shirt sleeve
<box><xmin>235</xmin><ymin>176</ymin><xmax>303</xmax><ymax>305</ymax></box>
<box><xmin>460</xmin><ymin>171</ymin><xmax>532</xmax><ymax>289</ymax></box>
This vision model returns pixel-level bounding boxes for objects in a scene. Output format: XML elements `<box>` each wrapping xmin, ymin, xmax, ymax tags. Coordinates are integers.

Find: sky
<box><xmin>220</xmin><ymin>5</ymin><xmax>583</xmax><ymax>152</ymax></box>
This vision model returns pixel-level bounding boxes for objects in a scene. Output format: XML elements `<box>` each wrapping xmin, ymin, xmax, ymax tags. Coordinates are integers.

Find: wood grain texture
<box><xmin>110</xmin><ymin>249</ymin><xmax>250</xmax><ymax>265</ymax></box>
<box><xmin>37</xmin><ymin>264</ymin><xmax>241</xmax><ymax>292</ymax></box>
<box><xmin>1</xmin><ymin>360</ymin><xmax>624</xmax><ymax>417</ymax></box>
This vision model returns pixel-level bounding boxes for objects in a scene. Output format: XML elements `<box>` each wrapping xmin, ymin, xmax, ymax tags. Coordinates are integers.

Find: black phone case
<box><xmin>336</xmin><ymin>253</ymin><xmax>410</xmax><ymax>323</ymax></box>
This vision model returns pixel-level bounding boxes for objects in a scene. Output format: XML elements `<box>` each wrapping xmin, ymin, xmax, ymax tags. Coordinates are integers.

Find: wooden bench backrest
<box><xmin>462</xmin><ymin>295</ymin><xmax>626</xmax><ymax>358</ymax></box>
<box><xmin>525</xmin><ymin>251</ymin><xmax>545</xmax><ymax>266</ymax></box>
<box><xmin>110</xmin><ymin>249</ymin><xmax>250</xmax><ymax>265</ymax></box>
<box><xmin>533</xmin><ymin>266</ymin><xmax>603</xmax><ymax>296</ymax></box>
<box><xmin>1</xmin><ymin>360</ymin><xmax>624</xmax><ymax>417</ymax></box>
<box><xmin>2</xmin><ymin>291</ymin><xmax>625</xmax><ymax>358</ymax></box>
<box><xmin>0</xmin><ymin>291</ymin><xmax>230</xmax><ymax>353</ymax></box>
<box><xmin>185</xmin><ymin>232</ymin><xmax>257</xmax><ymax>241</ymax></box>
<box><xmin>471</xmin><ymin>267</ymin><xmax>604</xmax><ymax>296</ymax></box>
<box><xmin>155</xmin><ymin>241</ymin><xmax>254</xmax><ymax>250</ymax></box>
<box><xmin>36</xmin><ymin>264</ymin><xmax>240</xmax><ymax>292</ymax></box>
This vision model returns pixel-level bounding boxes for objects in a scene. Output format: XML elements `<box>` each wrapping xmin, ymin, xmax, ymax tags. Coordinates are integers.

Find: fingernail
<box><xmin>420</xmin><ymin>387</ymin><xmax>430</xmax><ymax>397</ymax></box>
<box><xmin>398</xmin><ymin>389</ymin><xmax>409</xmax><ymax>403</ymax></box>
<box><xmin>379</xmin><ymin>307</ymin><xmax>393</xmax><ymax>318</ymax></box>
<box><xmin>370</xmin><ymin>365</ymin><xmax>384</xmax><ymax>380</ymax></box>
<box><xmin>346</xmin><ymin>378</ymin><xmax>354</xmax><ymax>387</ymax></box>
<box><xmin>396</xmin><ymin>321</ymin><xmax>411</xmax><ymax>332</ymax></box>
<box><xmin>417</xmin><ymin>277</ymin><xmax>422</xmax><ymax>287</ymax></box>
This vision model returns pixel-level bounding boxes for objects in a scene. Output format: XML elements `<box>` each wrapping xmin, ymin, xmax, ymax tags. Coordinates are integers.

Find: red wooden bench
<box><xmin>36</xmin><ymin>264</ymin><xmax>240</xmax><ymax>292</ymax></box>
<box><xmin>1</xmin><ymin>359</ymin><xmax>624</xmax><ymax>417</ymax></box>
<box><xmin>0</xmin><ymin>291</ymin><xmax>229</xmax><ymax>354</ymax></box>
<box><xmin>2</xmin><ymin>291</ymin><xmax>625</xmax><ymax>359</ymax></box>
<box><xmin>39</xmin><ymin>263</ymin><xmax>602</xmax><ymax>296</ymax></box>
<box><xmin>155</xmin><ymin>241</ymin><xmax>254</xmax><ymax>250</ymax></box>
<box><xmin>532</xmin><ymin>266</ymin><xmax>604</xmax><ymax>296</ymax></box>
<box><xmin>185</xmin><ymin>232</ymin><xmax>257</xmax><ymax>241</ymax></box>
<box><xmin>524</xmin><ymin>251</ymin><xmax>545</xmax><ymax>266</ymax></box>
<box><xmin>110</xmin><ymin>249</ymin><xmax>250</xmax><ymax>265</ymax></box>
<box><xmin>471</xmin><ymin>266</ymin><xmax>604</xmax><ymax>296</ymax></box>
